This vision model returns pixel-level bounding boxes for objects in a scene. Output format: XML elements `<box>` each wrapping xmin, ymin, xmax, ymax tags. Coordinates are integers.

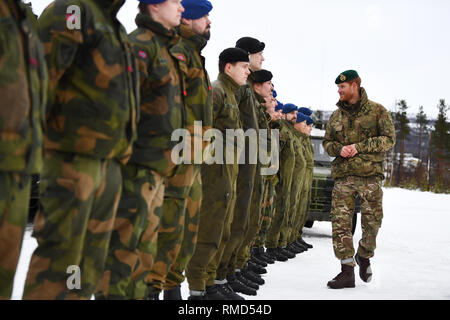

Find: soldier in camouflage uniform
<box><xmin>0</xmin><ymin>0</ymin><xmax>47</xmax><ymax>300</ymax></box>
<box><xmin>94</xmin><ymin>0</ymin><xmax>185</xmax><ymax>300</ymax></box>
<box><xmin>323</xmin><ymin>70</ymin><xmax>395</xmax><ymax>289</ymax></box>
<box><xmin>23</xmin><ymin>0</ymin><xmax>138</xmax><ymax>300</ymax></box>
<box><xmin>185</xmin><ymin>47</ymin><xmax>249</xmax><ymax>300</ymax></box>
<box><xmin>146</xmin><ymin>0</ymin><xmax>214</xmax><ymax>300</ymax></box>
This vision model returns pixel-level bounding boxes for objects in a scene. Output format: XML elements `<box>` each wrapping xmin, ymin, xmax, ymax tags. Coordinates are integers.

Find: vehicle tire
<box><xmin>351</xmin><ymin>211</ymin><xmax>358</xmax><ymax>235</ymax></box>
<box><xmin>304</xmin><ymin>220</ymin><xmax>314</xmax><ymax>228</ymax></box>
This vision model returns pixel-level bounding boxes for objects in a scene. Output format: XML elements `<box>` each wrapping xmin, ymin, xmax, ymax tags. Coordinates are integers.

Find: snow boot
<box><xmin>163</xmin><ymin>285</ymin><xmax>182</xmax><ymax>300</ymax></box>
<box><xmin>327</xmin><ymin>264</ymin><xmax>355</xmax><ymax>289</ymax></box>
<box><xmin>355</xmin><ymin>253</ymin><xmax>373</xmax><ymax>283</ymax></box>
<box><xmin>217</xmin><ymin>283</ymin><xmax>245</xmax><ymax>300</ymax></box>
<box><xmin>227</xmin><ymin>274</ymin><xmax>257</xmax><ymax>296</ymax></box>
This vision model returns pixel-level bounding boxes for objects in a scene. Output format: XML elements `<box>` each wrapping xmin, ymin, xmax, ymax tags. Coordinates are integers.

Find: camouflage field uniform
<box><xmin>23</xmin><ymin>0</ymin><xmax>138</xmax><ymax>300</ymax></box>
<box><xmin>96</xmin><ymin>12</ymin><xmax>186</xmax><ymax>300</ymax></box>
<box><xmin>265</xmin><ymin>120</ymin><xmax>296</xmax><ymax>249</ymax></box>
<box><xmin>323</xmin><ymin>87</ymin><xmax>395</xmax><ymax>264</ymax></box>
<box><xmin>185</xmin><ymin>72</ymin><xmax>242</xmax><ymax>291</ymax></box>
<box><xmin>214</xmin><ymin>82</ymin><xmax>259</xmax><ymax>280</ymax></box>
<box><xmin>146</xmin><ymin>23</ymin><xmax>213</xmax><ymax>295</ymax></box>
<box><xmin>0</xmin><ymin>0</ymin><xmax>47</xmax><ymax>300</ymax></box>
<box><xmin>235</xmin><ymin>90</ymin><xmax>271</xmax><ymax>270</ymax></box>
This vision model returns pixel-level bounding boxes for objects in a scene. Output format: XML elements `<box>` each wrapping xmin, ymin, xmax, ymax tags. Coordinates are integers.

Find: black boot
<box><xmin>250</xmin><ymin>254</ymin><xmax>268</xmax><ymax>268</ymax></box>
<box><xmin>204</xmin><ymin>284</ymin><xmax>229</xmax><ymax>300</ymax></box>
<box><xmin>355</xmin><ymin>253</ymin><xmax>373</xmax><ymax>283</ymax></box>
<box><xmin>295</xmin><ymin>239</ymin><xmax>309</xmax><ymax>251</ymax></box>
<box><xmin>163</xmin><ymin>285</ymin><xmax>182</xmax><ymax>300</ymax></box>
<box><xmin>256</xmin><ymin>247</ymin><xmax>275</xmax><ymax>264</ymax></box>
<box><xmin>188</xmin><ymin>291</ymin><xmax>205</xmax><ymax>300</ymax></box>
<box><xmin>298</xmin><ymin>237</ymin><xmax>313</xmax><ymax>249</ymax></box>
<box><xmin>279</xmin><ymin>247</ymin><xmax>295</xmax><ymax>259</ymax></box>
<box><xmin>241</xmin><ymin>267</ymin><xmax>265</xmax><ymax>285</ymax></box>
<box><xmin>247</xmin><ymin>260</ymin><xmax>267</xmax><ymax>274</ymax></box>
<box><xmin>266</xmin><ymin>247</ymin><xmax>288</xmax><ymax>262</ymax></box>
<box><xmin>289</xmin><ymin>242</ymin><xmax>305</xmax><ymax>253</ymax></box>
<box><xmin>217</xmin><ymin>283</ymin><xmax>245</xmax><ymax>300</ymax></box>
<box><xmin>147</xmin><ymin>292</ymin><xmax>160</xmax><ymax>300</ymax></box>
<box><xmin>227</xmin><ymin>275</ymin><xmax>257</xmax><ymax>296</ymax></box>
<box><xmin>327</xmin><ymin>264</ymin><xmax>356</xmax><ymax>289</ymax></box>
<box><xmin>235</xmin><ymin>271</ymin><xmax>259</xmax><ymax>290</ymax></box>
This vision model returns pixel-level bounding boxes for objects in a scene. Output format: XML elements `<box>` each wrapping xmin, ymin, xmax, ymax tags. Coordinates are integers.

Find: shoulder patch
<box><xmin>176</xmin><ymin>54</ymin><xmax>186</xmax><ymax>62</ymax></box>
<box><xmin>138</xmin><ymin>50</ymin><xmax>147</xmax><ymax>59</ymax></box>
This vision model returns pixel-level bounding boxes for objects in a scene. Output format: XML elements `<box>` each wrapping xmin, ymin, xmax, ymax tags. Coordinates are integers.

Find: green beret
<box><xmin>335</xmin><ymin>70</ymin><xmax>359</xmax><ymax>84</ymax></box>
<box><xmin>252</xmin><ymin>69</ymin><xmax>273</xmax><ymax>83</ymax></box>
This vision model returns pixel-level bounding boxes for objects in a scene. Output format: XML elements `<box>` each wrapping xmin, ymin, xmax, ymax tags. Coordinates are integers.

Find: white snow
<box><xmin>12</xmin><ymin>187</ymin><xmax>450</xmax><ymax>300</ymax></box>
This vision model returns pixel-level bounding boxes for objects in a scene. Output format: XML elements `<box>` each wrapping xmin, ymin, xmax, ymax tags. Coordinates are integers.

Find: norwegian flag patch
<box><xmin>138</xmin><ymin>50</ymin><xmax>147</xmax><ymax>59</ymax></box>
<box><xmin>177</xmin><ymin>54</ymin><xmax>186</xmax><ymax>62</ymax></box>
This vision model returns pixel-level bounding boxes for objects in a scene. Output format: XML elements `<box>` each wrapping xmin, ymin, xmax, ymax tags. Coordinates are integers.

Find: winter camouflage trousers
<box><xmin>146</xmin><ymin>164</ymin><xmax>198</xmax><ymax>294</ymax></box>
<box><xmin>331</xmin><ymin>175</ymin><xmax>383</xmax><ymax>265</ymax></box>
<box><xmin>165</xmin><ymin>166</ymin><xmax>203</xmax><ymax>290</ymax></box>
<box><xmin>95</xmin><ymin>164</ymin><xmax>164</xmax><ymax>300</ymax></box>
<box><xmin>0</xmin><ymin>172</ymin><xmax>31</xmax><ymax>300</ymax></box>
<box><xmin>23</xmin><ymin>151</ymin><xmax>122</xmax><ymax>300</ymax></box>
<box><xmin>185</xmin><ymin>163</ymin><xmax>238</xmax><ymax>291</ymax></box>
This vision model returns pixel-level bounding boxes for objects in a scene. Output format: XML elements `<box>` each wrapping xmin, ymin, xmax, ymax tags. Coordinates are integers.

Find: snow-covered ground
<box><xmin>12</xmin><ymin>188</ymin><xmax>450</xmax><ymax>300</ymax></box>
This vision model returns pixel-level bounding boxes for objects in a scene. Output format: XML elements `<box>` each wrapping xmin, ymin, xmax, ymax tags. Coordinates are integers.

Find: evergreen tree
<box><xmin>394</xmin><ymin>100</ymin><xmax>411</xmax><ymax>185</ymax></box>
<box><xmin>430</xmin><ymin>99</ymin><xmax>450</xmax><ymax>191</ymax></box>
<box><xmin>415</xmin><ymin>106</ymin><xmax>429</xmax><ymax>188</ymax></box>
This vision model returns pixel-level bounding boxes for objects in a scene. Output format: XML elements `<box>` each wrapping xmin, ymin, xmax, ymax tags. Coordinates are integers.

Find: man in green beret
<box><xmin>323</xmin><ymin>70</ymin><xmax>395</xmax><ymax>289</ymax></box>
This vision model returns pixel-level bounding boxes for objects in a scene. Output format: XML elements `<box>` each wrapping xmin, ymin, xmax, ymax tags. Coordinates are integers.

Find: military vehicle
<box><xmin>305</xmin><ymin>128</ymin><xmax>360</xmax><ymax>234</ymax></box>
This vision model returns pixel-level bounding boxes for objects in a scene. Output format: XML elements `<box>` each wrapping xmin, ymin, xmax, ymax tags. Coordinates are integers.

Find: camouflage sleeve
<box><xmin>323</xmin><ymin>116</ymin><xmax>344</xmax><ymax>157</ymax></box>
<box><xmin>38</xmin><ymin>0</ymin><xmax>84</xmax><ymax>109</ymax></box>
<box><xmin>212</xmin><ymin>85</ymin><xmax>225</xmax><ymax>121</ymax></box>
<box><xmin>355</xmin><ymin>105</ymin><xmax>396</xmax><ymax>154</ymax></box>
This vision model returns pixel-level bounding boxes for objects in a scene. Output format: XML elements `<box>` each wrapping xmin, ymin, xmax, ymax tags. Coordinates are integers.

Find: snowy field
<box><xmin>12</xmin><ymin>187</ymin><xmax>450</xmax><ymax>300</ymax></box>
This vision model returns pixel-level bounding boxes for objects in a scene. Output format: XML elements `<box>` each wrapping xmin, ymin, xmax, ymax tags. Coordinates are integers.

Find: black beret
<box><xmin>219</xmin><ymin>47</ymin><xmax>249</xmax><ymax>64</ymax></box>
<box><xmin>235</xmin><ymin>37</ymin><xmax>265</xmax><ymax>54</ymax></box>
<box><xmin>252</xmin><ymin>69</ymin><xmax>273</xmax><ymax>83</ymax></box>
<box><xmin>335</xmin><ymin>70</ymin><xmax>359</xmax><ymax>84</ymax></box>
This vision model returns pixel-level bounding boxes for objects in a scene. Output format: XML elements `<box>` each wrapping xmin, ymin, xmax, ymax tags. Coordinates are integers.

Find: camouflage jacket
<box><xmin>272</xmin><ymin>119</ymin><xmax>295</xmax><ymax>180</ymax></box>
<box><xmin>174</xmin><ymin>24</ymin><xmax>212</xmax><ymax>161</ymax></box>
<box><xmin>129</xmin><ymin>13</ymin><xmax>186</xmax><ymax>175</ymax></box>
<box><xmin>0</xmin><ymin>0</ymin><xmax>47</xmax><ymax>173</ymax></box>
<box><xmin>323</xmin><ymin>87</ymin><xmax>396</xmax><ymax>179</ymax></box>
<box><xmin>38</xmin><ymin>0</ymin><xmax>139</xmax><ymax>163</ymax></box>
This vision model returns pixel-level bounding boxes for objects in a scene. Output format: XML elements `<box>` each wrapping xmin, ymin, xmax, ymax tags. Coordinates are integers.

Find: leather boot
<box><xmin>327</xmin><ymin>264</ymin><xmax>355</xmax><ymax>289</ymax></box>
<box><xmin>355</xmin><ymin>253</ymin><xmax>373</xmax><ymax>283</ymax></box>
<box><xmin>163</xmin><ymin>286</ymin><xmax>182</xmax><ymax>300</ymax></box>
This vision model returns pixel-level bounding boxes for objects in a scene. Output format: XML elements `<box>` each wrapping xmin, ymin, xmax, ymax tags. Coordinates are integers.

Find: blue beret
<box><xmin>275</xmin><ymin>100</ymin><xmax>284</xmax><ymax>111</ymax></box>
<box><xmin>306</xmin><ymin>116</ymin><xmax>314</xmax><ymax>125</ymax></box>
<box><xmin>298</xmin><ymin>107</ymin><xmax>312</xmax><ymax>116</ymax></box>
<box><xmin>282</xmin><ymin>103</ymin><xmax>298</xmax><ymax>114</ymax></box>
<box><xmin>296</xmin><ymin>112</ymin><xmax>307</xmax><ymax>123</ymax></box>
<box><xmin>272</xmin><ymin>90</ymin><xmax>277</xmax><ymax>98</ymax></box>
<box><xmin>138</xmin><ymin>0</ymin><xmax>166</xmax><ymax>4</ymax></box>
<box><xmin>182</xmin><ymin>0</ymin><xmax>213</xmax><ymax>19</ymax></box>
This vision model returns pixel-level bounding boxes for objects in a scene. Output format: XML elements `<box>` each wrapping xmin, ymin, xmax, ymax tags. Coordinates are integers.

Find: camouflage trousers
<box><xmin>253</xmin><ymin>176</ymin><xmax>278</xmax><ymax>248</ymax></box>
<box><xmin>214</xmin><ymin>163</ymin><xmax>256</xmax><ymax>280</ymax></box>
<box><xmin>0</xmin><ymin>172</ymin><xmax>31</xmax><ymax>300</ymax></box>
<box><xmin>165</xmin><ymin>166</ymin><xmax>203</xmax><ymax>290</ymax></box>
<box><xmin>95</xmin><ymin>163</ymin><xmax>164</xmax><ymax>300</ymax></box>
<box><xmin>23</xmin><ymin>151</ymin><xmax>122</xmax><ymax>300</ymax></box>
<box><xmin>146</xmin><ymin>164</ymin><xmax>198</xmax><ymax>295</ymax></box>
<box><xmin>286</xmin><ymin>171</ymin><xmax>311</xmax><ymax>245</ymax></box>
<box><xmin>295</xmin><ymin>171</ymin><xmax>313</xmax><ymax>240</ymax></box>
<box><xmin>185</xmin><ymin>163</ymin><xmax>238</xmax><ymax>291</ymax></box>
<box><xmin>235</xmin><ymin>173</ymin><xmax>267</xmax><ymax>270</ymax></box>
<box><xmin>331</xmin><ymin>175</ymin><xmax>383</xmax><ymax>265</ymax></box>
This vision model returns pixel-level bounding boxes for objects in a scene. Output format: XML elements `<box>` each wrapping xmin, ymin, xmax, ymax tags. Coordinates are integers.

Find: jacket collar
<box><xmin>178</xmin><ymin>24</ymin><xmax>207</xmax><ymax>52</ymax></box>
<box><xmin>218</xmin><ymin>72</ymin><xmax>240</xmax><ymax>93</ymax></box>
<box><xmin>135</xmin><ymin>13</ymin><xmax>179</xmax><ymax>43</ymax></box>
<box><xmin>336</xmin><ymin>87</ymin><xmax>369</xmax><ymax>115</ymax></box>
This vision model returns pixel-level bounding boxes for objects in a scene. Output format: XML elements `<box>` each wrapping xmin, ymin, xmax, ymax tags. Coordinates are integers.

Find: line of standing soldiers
<box><xmin>0</xmin><ymin>0</ymin><xmax>314</xmax><ymax>300</ymax></box>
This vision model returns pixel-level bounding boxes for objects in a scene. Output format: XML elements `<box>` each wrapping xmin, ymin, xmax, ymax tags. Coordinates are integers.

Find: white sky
<box><xmin>30</xmin><ymin>0</ymin><xmax>450</xmax><ymax>119</ymax></box>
